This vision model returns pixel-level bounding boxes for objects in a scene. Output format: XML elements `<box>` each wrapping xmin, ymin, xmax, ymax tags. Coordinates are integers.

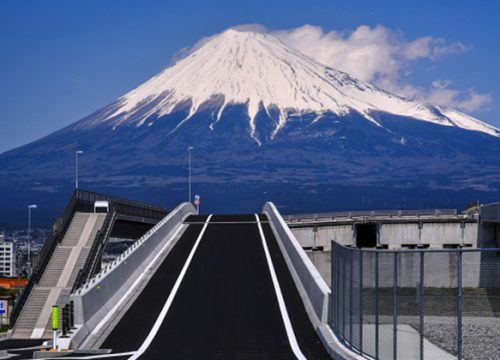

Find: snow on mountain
<box><xmin>91</xmin><ymin>29</ymin><xmax>499</xmax><ymax>141</ymax></box>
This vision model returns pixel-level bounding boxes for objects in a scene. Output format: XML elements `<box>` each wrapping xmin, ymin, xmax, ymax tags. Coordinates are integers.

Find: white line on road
<box><xmin>255</xmin><ymin>214</ymin><xmax>306</xmax><ymax>360</ymax></box>
<box><xmin>41</xmin><ymin>351</ymin><xmax>135</xmax><ymax>359</ymax></box>
<box><xmin>129</xmin><ymin>214</ymin><xmax>213</xmax><ymax>360</ymax></box>
<box><xmin>84</xmin><ymin>224</ymin><xmax>186</xmax><ymax>345</ymax></box>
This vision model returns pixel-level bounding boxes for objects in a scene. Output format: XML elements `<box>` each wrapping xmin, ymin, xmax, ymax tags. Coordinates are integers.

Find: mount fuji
<box><xmin>1</xmin><ymin>29</ymin><xmax>500</xmax><ymax>227</ymax></box>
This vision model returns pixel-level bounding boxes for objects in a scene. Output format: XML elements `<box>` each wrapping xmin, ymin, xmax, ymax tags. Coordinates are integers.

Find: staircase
<box><xmin>12</xmin><ymin>212</ymin><xmax>106</xmax><ymax>339</ymax></box>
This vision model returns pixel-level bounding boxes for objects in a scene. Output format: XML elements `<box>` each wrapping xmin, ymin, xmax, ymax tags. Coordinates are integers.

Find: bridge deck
<box><xmin>101</xmin><ymin>214</ymin><xmax>329</xmax><ymax>359</ymax></box>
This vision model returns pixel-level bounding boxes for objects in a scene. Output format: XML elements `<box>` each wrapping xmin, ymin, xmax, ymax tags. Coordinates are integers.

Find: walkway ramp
<box><xmin>12</xmin><ymin>212</ymin><xmax>106</xmax><ymax>339</ymax></box>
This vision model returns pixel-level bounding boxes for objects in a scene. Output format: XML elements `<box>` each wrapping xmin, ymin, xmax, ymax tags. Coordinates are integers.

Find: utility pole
<box><xmin>188</xmin><ymin>146</ymin><xmax>194</xmax><ymax>202</ymax></box>
<box><xmin>27</xmin><ymin>204</ymin><xmax>37</xmax><ymax>277</ymax></box>
<box><xmin>75</xmin><ymin>150</ymin><xmax>83</xmax><ymax>189</ymax></box>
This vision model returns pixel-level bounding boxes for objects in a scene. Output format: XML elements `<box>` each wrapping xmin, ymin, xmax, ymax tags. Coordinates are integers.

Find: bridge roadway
<box><xmin>6</xmin><ymin>214</ymin><xmax>331</xmax><ymax>359</ymax></box>
<box><xmin>102</xmin><ymin>214</ymin><xmax>330</xmax><ymax>359</ymax></box>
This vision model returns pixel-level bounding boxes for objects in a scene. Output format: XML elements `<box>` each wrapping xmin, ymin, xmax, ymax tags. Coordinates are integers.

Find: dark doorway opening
<box><xmin>356</xmin><ymin>223</ymin><xmax>377</xmax><ymax>248</ymax></box>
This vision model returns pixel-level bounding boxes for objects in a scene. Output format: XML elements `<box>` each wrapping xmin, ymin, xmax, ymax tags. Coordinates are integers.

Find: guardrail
<box><xmin>11</xmin><ymin>189</ymin><xmax>166</xmax><ymax>328</ymax></box>
<box><xmin>71</xmin><ymin>211</ymin><xmax>117</xmax><ymax>293</ymax></box>
<box><xmin>73</xmin><ymin>189</ymin><xmax>166</xmax><ymax>220</ymax></box>
<box><xmin>69</xmin><ymin>202</ymin><xmax>195</xmax><ymax>348</ymax></box>
<box><xmin>263</xmin><ymin>202</ymin><xmax>330</xmax><ymax>324</ymax></box>
<box><xmin>10</xmin><ymin>190</ymin><xmax>79</xmax><ymax>327</ymax></box>
<box><xmin>286</xmin><ymin>209</ymin><xmax>459</xmax><ymax>223</ymax></box>
<box><xmin>330</xmin><ymin>242</ymin><xmax>500</xmax><ymax>360</ymax></box>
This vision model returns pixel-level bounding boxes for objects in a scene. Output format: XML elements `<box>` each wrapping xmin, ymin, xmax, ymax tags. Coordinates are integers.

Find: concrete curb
<box><xmin>68</xmin><ymin>202</ymin><xmax>196</xmax><ymax>348</ymax></box>
<box><xmin>263</xmin><ymin>202</ymin><xmax>365</xmax><ymax>360</ymax></box>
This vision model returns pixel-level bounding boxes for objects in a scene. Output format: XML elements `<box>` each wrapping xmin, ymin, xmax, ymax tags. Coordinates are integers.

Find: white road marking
<box><xmin>129</xmin><ymin>215</ymin><xmax>213</xmax><ymax>360</ymax></box>
<box><xmin>41</xmin><ymin>351</ymin><xmax>135</xmax><ymax>359</ymax></box>
<box><xmin>85</xmin><ymin>224</ymin><xmax>186</xmax><ymax>342</ymax></box>
<box><xmin>255</xmin><ymin>214</ymin><xmax>307</xmax><ymax>360</ymax></box>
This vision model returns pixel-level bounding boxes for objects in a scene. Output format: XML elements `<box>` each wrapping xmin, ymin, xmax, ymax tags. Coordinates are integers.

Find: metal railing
<box><xmin>71</xmin><ymin>190</ymin><xmax>167</xmax><ymax>292</ymax></box>
<box><xmin>330</xmin><ymin>242</ymin><xmax>500</xmax><ymax>360</ymax></box>
<box><xmin>10</xmin><ymin>190</ymin><xmax>80</xmax><ymax>327</ymax></box>
<box><xmin>11</xmin><ymin>189</ymin><xmax>166</xmax><ymax>328</ymax></box>
<box><xmin>71</xmin><ymin>210</ymin><xmax>117</xmax><ymax>293</ymax></box>
<box><xmin>286</xmin><ymin>209</ymin><xmax>459</xmax><ymax>223</ymax></box>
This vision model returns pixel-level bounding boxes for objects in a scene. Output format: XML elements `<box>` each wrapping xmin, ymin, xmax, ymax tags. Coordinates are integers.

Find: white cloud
<box><xmin>427</xmin><ymin>80</ymin><xmax>491</xmax><ymax>112</ymax></box>
<box><xmin>177</xmin><ymin>24</ymin><xmax>490</xmax><ymax>112</ymax></box>
<box><xmin>269</xmin><ymin>24</ymin><xmax>489</xmax><ymax>112</ymax></box>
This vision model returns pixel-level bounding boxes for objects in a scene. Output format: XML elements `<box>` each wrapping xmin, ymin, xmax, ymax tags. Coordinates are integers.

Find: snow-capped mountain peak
<box><xmin>95</xmin><ymin>28</ymin><xmax>499</xmax><ymax>141</ymax></box>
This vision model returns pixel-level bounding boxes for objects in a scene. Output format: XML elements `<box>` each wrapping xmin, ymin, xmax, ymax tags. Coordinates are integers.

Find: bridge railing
<box><xmin>330</xmin><ymin>242</ymin><xmax>500</xmax><ymax>359</ymax></box>
<box><xmin>263</xmin><ymin>202</ymin><xmax>330</xmax><ymax>324</ymax></box>
<box><xmin>286</xmin><ymin>209</ymin><xmax>459</xmax><ymax>223</ymax></box>
<box><xmin>11</xmin><ymin>189</ymin><xmax>166</xmax><ymax>328</ymax></box>
<box><xmin>10</xmin><ymin>189</ymin><xmax>80</xmax><ymax>327</ymax></box>
<box><xmin>71</xmin><ymin>210</ymin><xmax>117</xmax><ymax>293</ymax></box>
<box><xmin>69</xmin><ymin>202</ymin><xmax>195</xmax><ymax>348</ymax></box>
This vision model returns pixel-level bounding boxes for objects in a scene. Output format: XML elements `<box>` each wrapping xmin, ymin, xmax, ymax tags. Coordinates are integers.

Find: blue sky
<box><xmin>1</xmin><ymin>0</ymin><xmax>499</xmax><ymax>153</ymax></box>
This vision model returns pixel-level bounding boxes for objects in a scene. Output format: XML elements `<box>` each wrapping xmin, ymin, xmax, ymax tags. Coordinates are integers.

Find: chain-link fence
<box><xmin>330</xmin><ymin>242</ymin><xmax>500</xmax><ymax>360</ymax></box>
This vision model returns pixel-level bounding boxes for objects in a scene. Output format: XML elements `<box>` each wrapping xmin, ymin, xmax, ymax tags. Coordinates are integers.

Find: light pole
<box><xmin>27</xmin><ymin>204</ymin><xmax>37</xmax><ymax>276</ymax></box>
<box><xmin>75</xmin><ymin>150</ymin><xmax>83</xmax><ymax>189</ymax></box>
<box><xmin>188</xmin><ymin>146</ymin><xmax>194</xmax><ymax>202</ymax></box>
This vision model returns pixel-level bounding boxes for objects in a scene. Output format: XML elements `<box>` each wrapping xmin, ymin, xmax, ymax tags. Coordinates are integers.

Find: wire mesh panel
<box><xmin>350</xmin><ymin>249</ymin><xmax>362</xmax><ymax>351</ymax></box>
<box><xmin>362</xmin><ymin>250</ymin><xmax>379</xmax><ymax>359</ymax></box>
<box><xmin>396</xmin><ymin>252</ymin><xmax>421</xmax><ymax>360</ymax></box>
<box><xmin>461</xmin><ymin>250</ymin><xmax>500</xmax><ymax>360</ymax></box>
<box><xmin>423</xmin><ymin>251</ymin><xmax>458</xmax><ymax>358</ymax></box>
<box><xmin>329</xmin><ymin>244</ymin><xmax>500</xmax><ymax>360</ymax></box>
<box><xmin>377</xmin><ymin>251</ymin><xmax>395</xmax><ymax>360</ymax></box>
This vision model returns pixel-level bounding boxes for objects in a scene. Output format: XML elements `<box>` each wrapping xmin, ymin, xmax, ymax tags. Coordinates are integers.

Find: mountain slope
<box><xmin>1</xmin><ymin>29</ymin><xmax>499</xmax><ymax>227</ymax></box>
<box><xmin>80</xmin><ymin>29</ymin><xmax>499</xmax><ymax>141</ymax></box>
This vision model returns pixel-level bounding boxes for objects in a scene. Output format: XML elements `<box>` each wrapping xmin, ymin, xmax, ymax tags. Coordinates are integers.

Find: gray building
<box><xmin>0</xmin><ymin>234</ymin><xmax>16</xmax><ymax>277</ymax></box>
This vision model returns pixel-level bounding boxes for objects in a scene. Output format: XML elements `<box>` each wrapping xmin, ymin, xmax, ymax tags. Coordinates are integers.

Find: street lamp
<box><xmin>75</xmin><ymin>150</ymin><xmax>83</xmax><ymax>189</ymax></box>
<box><xmin>27</xmin><ymin>204</ymin><xmax>37</xmax><ymax>276</ymax></box>
<box><xmin>188</xmin><ymin>146</ymin><xmax>194</xmax><ymax>202</ymax></box>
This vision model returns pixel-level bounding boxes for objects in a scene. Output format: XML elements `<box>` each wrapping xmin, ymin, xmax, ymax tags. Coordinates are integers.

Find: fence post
<box><xmin>343</xmin><ymin>250</ymin><xmax>347</xmax><ymax>339</ymax></box>
<box><xmin>336</xmin><ymin>246</ymin><xmax>340</xmax><ymax>332</ymax></box>
<box><xmin>331</xmin><ymin>242</ymin><xmax>335</xmax><ymax>329</ymax></box>
<box><xmin>375</xmin><ymin>250</ymin><xmax>379</xmax><ymax>360</ymax></box>
<box><xmin>457</xmin><ymin>251</ymin><xmax>463</xmax><ymax>360</ymax></box>
<box><xmin>349</xmin><ymin>249</ymin><xmax>353</xmax><ymax>346</ymax></box>
<box><xmin>419</xmin><ymin>251</ymin><xmax>424</xmax><ymax>360</ymax></box>
<box><xmin>393</xmin><ymin>252</ymin><xmax>398</xmax><ymax>360</ymax></box>
<box><xmin>359</xmin><ymin>250</ymin><xmax>363</xmax><ymax>353</ymax></box>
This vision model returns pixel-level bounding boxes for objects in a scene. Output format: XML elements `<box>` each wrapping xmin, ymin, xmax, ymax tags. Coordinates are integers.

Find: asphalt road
<box><xmin>22</xmin><ymin>214</ymin><xmax>331</xmax><ymax>359</ymax></box>
<box><xmin>124</xmin><ymin>214</ymin><xmax>329</xmax><ymax>359</ymax></box>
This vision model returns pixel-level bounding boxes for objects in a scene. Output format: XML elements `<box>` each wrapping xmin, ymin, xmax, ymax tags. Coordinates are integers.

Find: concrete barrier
<box><xmin>263</xmin><ymin>202</ymin><xmax>330</xmax><ymax>324</ymax></box>
<box><xmin>69</xmin><ymin>202</ymin><xmax>195</xmax><ymax>347</ymax></box>
<box><xmin>264</xmin><ymin>203</ymin><xmax>364</xmax><ymax>360</ymax></box>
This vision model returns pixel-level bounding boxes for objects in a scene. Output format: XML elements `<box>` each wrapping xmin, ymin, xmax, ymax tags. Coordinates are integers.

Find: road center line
<box><xmin>129</xmin><ymin>214</ymin><xmax>213</xmax><ymax>360</ymax></box>
<box><xmin>255</xmin><ymin>214</ymin><xmax>306</xmax><ymax>360</ymax></box>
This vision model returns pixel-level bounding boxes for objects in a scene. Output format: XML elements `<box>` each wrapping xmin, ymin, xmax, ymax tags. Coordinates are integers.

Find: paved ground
<box><xmin>101</xmin><ymin>223</ymin><xmax>204</xmax><ymax>352</ymax></box>
<box><xmin>134</xmin><ymin>214</ymin><xmax>329</xmax><ymax>359</ymax></box>
<box><xmin>5</xmin><ymin>214</ymin><xmax>330</xmax><ymax>359</ymax></box>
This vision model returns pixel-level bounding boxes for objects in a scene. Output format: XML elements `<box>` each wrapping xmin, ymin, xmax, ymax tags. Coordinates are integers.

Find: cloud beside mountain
<box><xmin>182</xmin><ymin>23</ymin><xmax>490</xmax><ymax>113</ymax></box>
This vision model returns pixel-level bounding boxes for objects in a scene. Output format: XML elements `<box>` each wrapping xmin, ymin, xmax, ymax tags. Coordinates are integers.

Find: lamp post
<box><xmin>27</xmin><ymin>204</ymin><xmax>37</xmax><ymax>276</ymax></box>
<box><xmin>75</xmin><ymin>150</ymin><xmax>83</xmax><ymax>189</ymax></box>
<box><xmin>188</xmin><ymin>146</ymin><xmax>194</xmax><ymax>202</ymax></box>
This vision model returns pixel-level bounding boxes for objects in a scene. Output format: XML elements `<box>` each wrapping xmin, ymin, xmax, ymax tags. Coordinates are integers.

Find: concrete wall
<box><xmin>380</xmin><ymin>222</ymin><xmax>477</xmax><ymax>248</ymax></box>
<box><xmin>69</xmin><ymin>202</ymin><xmax>195</xmax><ymax>347</ymax></box>
<box><xmin>292</xmin><ymin>221</ymin><xmax>478</xmax><ymax>250</ymax></box>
